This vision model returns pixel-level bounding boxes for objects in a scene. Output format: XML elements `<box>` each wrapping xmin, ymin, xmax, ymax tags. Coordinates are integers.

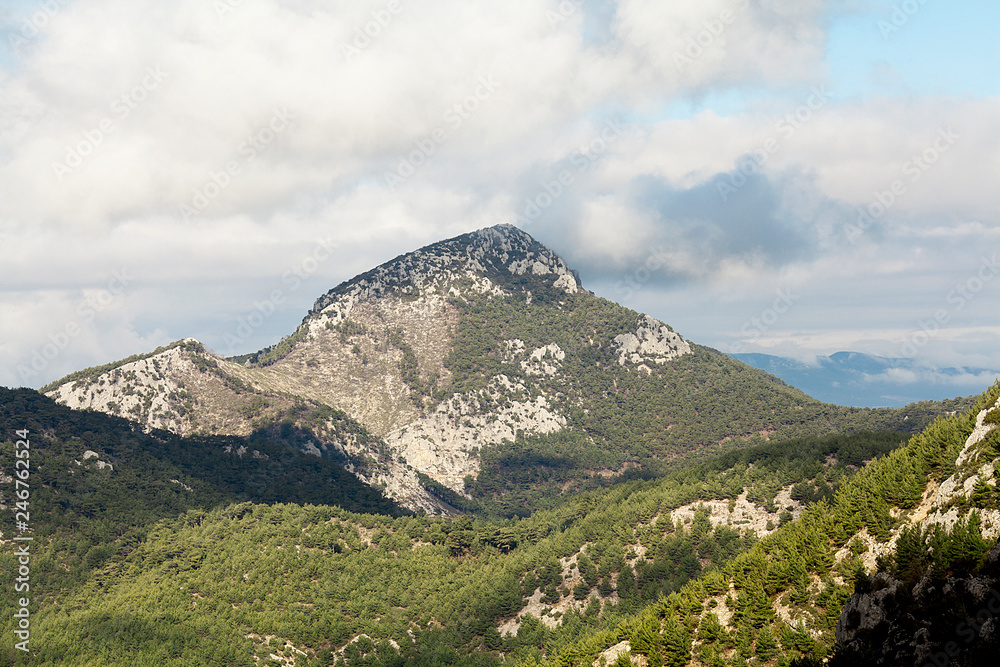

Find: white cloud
<box><xmin>862</xmin><ymin>367</ymin><xmax>1000</xmax><ymax>388</ymax></box>
<box><xmin>1</xmin><ymin>0</ymin><xmax>998</xmax><ymax>396</ymax></box>
<box><xmin>612</xmin><ymin>0</ymin><xmax>827</xmax><ymax>92</ymax></box>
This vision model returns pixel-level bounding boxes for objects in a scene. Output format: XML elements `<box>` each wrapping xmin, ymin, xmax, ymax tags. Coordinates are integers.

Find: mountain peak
<box><xmin>469</xmin><ymin>222</ymin><xmax>538</xmax><ymax>249</ymax></box>
<box><xmin>308</xmin><ymin>224</ymin><xmax>581</xmax><ymax>320</ymax></box>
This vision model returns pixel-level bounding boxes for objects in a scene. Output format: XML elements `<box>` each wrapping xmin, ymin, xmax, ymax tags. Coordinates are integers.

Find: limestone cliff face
<box><xmin>45</xmin><ymin>340</ymin><xmax>303</xmax><ymax>438</ymax></box>
<box><xmin>834</xmin><ymin>541</ymin><xmax>1000</xmax><ymax>667</ymax></box>
<box><xmin>916</xmin><ymin>398</ymin><xmax>1000</xmax><ymax>539</ymax></box>
<box><xmin>860</xmin><ymin>396</ymin><xmax>1000</xmax><ymax>558</ymax></box>
<box><xmin>47</xmin><ymin>343</ymin><xmax>196</xmax><ymax>434</ymax></box>
<box><xmin>383</xmin><ymin>374</ymin><xmax>567</xmax><ymax>492</ymax></box>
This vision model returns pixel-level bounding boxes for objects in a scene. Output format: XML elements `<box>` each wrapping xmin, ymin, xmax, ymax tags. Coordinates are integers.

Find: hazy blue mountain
<box><xmin>731</xmin><ymin>351</ymin><xmax>1000</xmax><ymax>408</ymax></box>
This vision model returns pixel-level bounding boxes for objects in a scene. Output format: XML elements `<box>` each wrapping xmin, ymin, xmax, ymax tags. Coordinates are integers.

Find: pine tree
<box><xmin>661</xmin><ymin>615</ymin><xmax>691</xmax><ymax>667</ymax></box>
<box><xmin>617</xmin><ymin>565</ymin><xmax>638</xmax><ymax>601</ymax></box>
<box><xmin>755</xmin><ymin>625</ymin><xmax>779</xmax><ymax>661</ymax></box>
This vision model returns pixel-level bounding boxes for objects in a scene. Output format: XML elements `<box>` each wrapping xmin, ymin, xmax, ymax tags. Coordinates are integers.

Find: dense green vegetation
<box><xmin>0</xmin><ymin>387</ymin><xmax>402</xmax><ymax>618</ymax></box>
<box><xmin>7</xmin><ymin>380</ymin><xmax>997</xmax><ymax>665</ymax></box>
<box><xmin>521</xmin><ymin>382</ymin><xmax>1000</xmax><ymax>667</ymax></box>
<box><xmin>439</xmin><ymin>289</ymin><xmax>977</xmax><ymax>515</ymax></box>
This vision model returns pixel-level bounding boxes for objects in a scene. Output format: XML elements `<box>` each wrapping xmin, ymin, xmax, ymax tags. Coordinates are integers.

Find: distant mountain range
<box><xmin>730</xmin><ymin>351</ymin><xmax>1000</xmax><ymax>408</ymax></box>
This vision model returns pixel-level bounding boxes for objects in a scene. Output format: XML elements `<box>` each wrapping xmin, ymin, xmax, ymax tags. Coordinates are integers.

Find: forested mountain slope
<box><xmin>519</xmin><ymin>382</ymin><xmax>1000</xmax><ymax>667</ymax></box>
<box><xmin>41</xmin><ymin>224</ymin><xmax>976</xmax><ymax>515</ymax></box>
<box><xmin>0</xmin><ymin>387</ymin><xmax>402</xmax><ymax>527</ymax></box>
<box><xmin>3</xmin><ymin>382</ymin><xmax>997</xmax><ymax>666</ymax></box>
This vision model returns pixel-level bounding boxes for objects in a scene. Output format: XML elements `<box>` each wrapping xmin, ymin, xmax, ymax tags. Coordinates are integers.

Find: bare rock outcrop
<box><xmin>613</xmin><ymin>315</ymin><xmax>691</xmax><ymax>370</ymax></box>
<box><xmin>835</xmin><ymin>540</ymin><xmax>1000</xmax><ymax>667</ymax></box>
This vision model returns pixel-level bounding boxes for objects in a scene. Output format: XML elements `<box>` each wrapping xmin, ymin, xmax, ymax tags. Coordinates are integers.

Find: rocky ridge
<box><xmin>916</xmin><ymin>398</ymin><xmax>1000</xmax><ymax>538</ymax></box>
<box><xmin>829</xmin><ymin>396</ymin><xmax>1000</xmax><ymax>665</ymax></box>
<box><xmin>850</xmin><ymin>396</ymin><xmax>1000</xmax><ymax>573</ymax></box>
<box><xmin>306</xmin><ymin>223</ymin><xmax>580</xmax><ymax>325</ymax></box>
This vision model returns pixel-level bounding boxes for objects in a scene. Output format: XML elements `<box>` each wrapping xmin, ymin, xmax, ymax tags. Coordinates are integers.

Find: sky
<box><xmin>1</xmin><ymin>0</ymin><xmax>999</xmax><ymax>402</ymax></box>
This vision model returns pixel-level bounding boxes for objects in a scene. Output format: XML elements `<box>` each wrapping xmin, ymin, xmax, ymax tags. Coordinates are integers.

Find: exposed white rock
<box><xmin>595</xmin><ymin>640</ymin><xmax>634</xmax><ymax>667</ymax></box>
<box><xmin>530</xmin><ymin>344</ymin><xmax>565</xmax><ymax>363</ymax></box>
<box><xmin>315</xmin><ymin>271</ymin><xmax>506</xmax><ymax>329</ymax></box>
<box><xmin>244</xmin><ymin>634</ymin><xmax>308</xmax><ymax>667</ymax></box>
<box><xmin>919</xmin><ymin>397</ymin><xmax>1000</xmax><ymax>538</ymax></box>
<box><xmin>80</xmin><ymin>449</ymin><xmax>113</xmax><ymax>471</ymax></box>
<box><xmin>953</xmin><ymin>400</ymin><xmax>1000</xmax><ymax>473</ymax></box>
<box><xmin>170</xmin><ymin>479</ymin><xmax>193</xmax><ymax>492</ymax></box>
<box><xmin>499</xmin><ymin>550</ymin><xmax>605</xmax><ymax>635</ymax></box>
<box><xmin>613</xmin><ymin>315</ymin><xmax>691</xmax><ymax>367</ymax></box>
<box><xmin>669</xmin><ymin>487</ymin><xmax>805</xmax><ymax>539</ymax></box>
<box><xmin>47</xmin><ymin>345</ymin><xmax>192</xmax><ymax>433</ymax></box>
<box><xmin>853</xmin><ymin>396</ymin><xmax>1000</xmax><ymax>567</ymax></box>
<box><xmin>553</xmin><ymin>272</ymin><xmax>579</xmax><ymax>293</ymax></box>
<box><xmin>521</xmin><ymin>344</ymin><xmax>566</xmax><ymax>376</ymax></box>
<box><xmin>503</xmin><ymin>340</ymin><xmax>567</xmax><ymax>376</ymax></box>
<box><xmin>359</xmin><ymin>461</ymin><xmax>460</xmax><ymax>516</ymax></box>
<box><xmin>502</xmin><ymin>339</ymin><xmax>526</xmax><ymax>360</ymax></box>
<box><xmin>383</xmin><ymin>374</ymin><xmax>567</xmax><ymax>495</ymax></box>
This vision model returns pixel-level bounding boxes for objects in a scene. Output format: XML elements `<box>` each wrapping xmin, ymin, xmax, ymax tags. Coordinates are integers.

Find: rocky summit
<box><xmin>308</xmin><ymin>223</ymin><xmax>583</xmax><ymax>318</ymax></box>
